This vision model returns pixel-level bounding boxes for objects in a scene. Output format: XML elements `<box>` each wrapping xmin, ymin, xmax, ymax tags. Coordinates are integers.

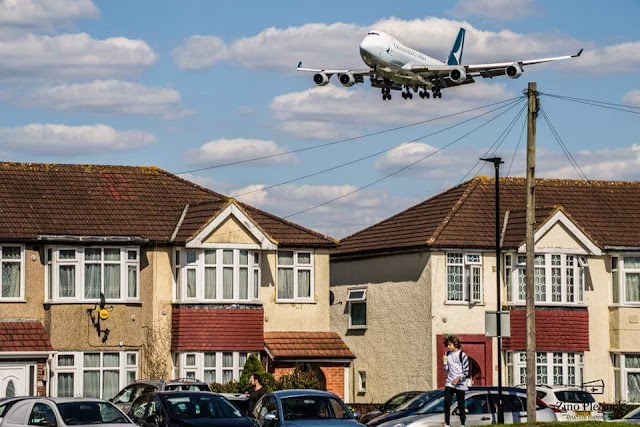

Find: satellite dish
<box><xmin>329</xmin><ymin>290</ymin><xmax>335</xmax><ymax>306</ymax></box>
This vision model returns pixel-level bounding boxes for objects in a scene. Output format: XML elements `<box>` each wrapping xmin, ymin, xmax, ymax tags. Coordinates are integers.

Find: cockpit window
<box><xmin>367</xmin><ymin>32</ymin><xmax>380</xmax><ymax>36</ymax></box>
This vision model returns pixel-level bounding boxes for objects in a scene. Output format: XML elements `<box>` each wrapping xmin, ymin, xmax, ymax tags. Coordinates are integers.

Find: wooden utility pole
<box><xmin>525</xmin><ymin>82</ymin><xmax>538</xmax><ymax>420</ymax></box>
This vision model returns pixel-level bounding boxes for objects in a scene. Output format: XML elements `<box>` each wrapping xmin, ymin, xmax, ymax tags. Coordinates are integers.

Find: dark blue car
<box><xmin>366</xmin><ymin>390</ymin><xmax>443</xmax><ymax>426</ymax></box>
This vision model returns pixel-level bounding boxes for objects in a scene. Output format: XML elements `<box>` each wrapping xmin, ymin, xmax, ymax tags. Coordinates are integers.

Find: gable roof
<box><xmin>264</xmin><ymin>332</ymin><xmax>354</xmax><ymax>360</ymax></box>
<box><xmin>0</xmin><ymin>162</ymin><xmax>335</xmax><ymax>247</ymax></box>
<box><xmin>335</xmin><ymin>177</ymin><xmax>640</xmax><ymax>256</ymax></box>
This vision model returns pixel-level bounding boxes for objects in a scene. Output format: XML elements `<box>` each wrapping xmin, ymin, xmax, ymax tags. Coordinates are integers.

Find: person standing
<box><xmin>443</xmin><ymin>335</ymin><xmax>469</xmax><ymax>427</ymax></box>
<box><xmin>247</xmin><ymin>373</ymin><xmax>267</xmax><ymax>417</ymax></box>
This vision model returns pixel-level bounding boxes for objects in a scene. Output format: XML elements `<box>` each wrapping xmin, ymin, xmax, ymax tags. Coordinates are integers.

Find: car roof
<box><xmin>269</xmin><ymin>389</ymin><xmax>340</xmax><ymax>398</ymax></box>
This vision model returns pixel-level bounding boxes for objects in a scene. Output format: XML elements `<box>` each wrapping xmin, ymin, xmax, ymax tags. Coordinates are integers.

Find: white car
<box><xmin>376</xmin><ymin>387</ymin><xmax>556</xmax><ymax>427</ymax></box>
<box><xmin>0</xmin><ymin>397</ymin><xmax>133</xmax><ymax>427</ymax></box>
<box><xmin>534</xmin><ymin>386</ymin><xmax>604</xmax><ymax>422</ymax></box>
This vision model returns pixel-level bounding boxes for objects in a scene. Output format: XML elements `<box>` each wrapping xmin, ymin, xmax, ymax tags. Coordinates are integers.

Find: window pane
<box><xmin>83</xmin><ymin>371</ymin><xmax>100</xmax><ymax>398</ymax></box>
<box><xmin>1</xmin><ymin>262</ymin><xmax>20</xmax><ymax>297</ymax></box>
<box><xmin>58</xmin><ymin>355</ymin><xmax>74</xmax><ymax>367</ymax></box>
<box><xmin>351</xmin><ymin>302</ymin><xmax>366</xmax><ymax>326</ymax></box>
<box><xmin>104</xmin><ymin>249</ymin><xmax>120</xmax><ymax>261</ymax></box>
<box><xmin>103</xmin><ymin>353</ymin><xmax>119</xmax><ymax>367</ymax></box>
<box><xmin>624</xmin><ymin>257</ymin><xmax>640</xmax><ymax>269</ymax></box>
<box><xmin>298</xmin><ymin>252</ymin><xmax>311</xmax><ymax>264</ymax></box>
<box><xmin>187</xmin><ymin>269</ymin><xmax>196</xmax><ymax>298</ymax></box>
<box><xmin>84</xmin><ymin>353</ymin><xmax>100</xmax><ymax>368</ymax></box>
<box><xmin>205</xmin><ymin>250</ymin><xmax>216</xmax><ymax>265</ymax></box>
<box><xmin>278</xmin><ymin>268</ymin><xmax>294</xmax><ymax>299</ymax></box>
<box><xmin>223</xmin><ymin>267</ymin><xmax>233</xmax><ymax>299</ymax></box>
<box><xmin>204</xmin><ymin>370</ymin><xmax>216</xmax><ymax>383</ymax></box>
<box><xmin>223</xmin><ymin>250</ymin><xmax>233</xmax><ymax>265</ymax></box>
<box><xmin>85</xmin><ymin>248</ymin><xmax>101</xmax><ymax>261</ymax></box>
<box><xmin>128</xmin><ymin>265</ymin><xmax>137</xmax><ymax>298</ymax></box>
<box><xmin>239</xmin><ymin>267</ymin><xmax>248</xmax><ymax>299</ymax></box>
<box><xmin>104</xmin><ymin>264</ymin><xmax>121</xmax><ymax>299</ymax></box>
<box><xmin>59</xmin><ymin>250</ymin><xmax>76</xmax><ymax>260</ymax></box>
<box><xmin>85</xmin><ymin>263</ymin><xmax>101</xmax><ymax>299</ymax></box>
<box><xmin>447</xmin><ymin>265</ymin><xmax>463</xmax><ymax>301</ymax></box>
<box><xmin>626</xmin><ymin>273</ymin><xmax>640</xmax><ymax>302</ymax></box>
<box><xmin>297</xmin><ymin>269</ymin><xmax>311</xmax><ymax>298</ymax></box>
<box><xmin>126</xmin><ymin>354</ymin><xmax>137</xmax><ymax>366</ymax></box>
<box><xmin>59</xmin><ymin>265</ymin><xmax>76</xmax><ymax>297</ymax></box>
<box><xmin>128</xmin><ymin>251</ymin><xmax>137</xmax><ymax>261</ymax></box>
<box><xmin>186</xmin><ymin>250</ymin><xmax>197</xmax><ymax>264</ymax></box>
<box><xmin>253</xmin><ymin>269</ymin><xmax>259</xmax><ymax>299</ymax></box>
<box><xmin>278</xmin><ymin>251</ymin><xmax>293</xmax><ymax>266</ymax></box>
<box><xmin>57</xmin><ymin>373</ymin><xmax>74</xmax><ymax>397</ymax></box>
<box><xmin>239</xmin><ymin>250</ymin><xmax>248</xmax><ymax>265</ymax></box>
<box><xmin>103</xmin><ymin>370</ymin><xmax>119</xmax><ymax>400</ymax></box>
<box><xmin>204</xmin><ymin>353</ymin><xmax>216</xmax><ymax>367</ymax></box>
<box><xmin>222</xmin><ymin>352</ymin><xmax>233</xmax><ymax>367</ymax></box>
<box><xmin>185</xmin><ymin>354</ymin><xmax>196</xmax><ymax>366</ymax></box>
<box><xmin>2</xmin><ymin>247</ymin><xmax>21</xmax><ymax>259</ymax></box>
<box><xmin>222</xmin><ymin>370</ymin><xmax>233</xmax><ymax>384</ymax></box>
<box><xmin>204</xmin><ymin>267</ymin><xmax>216</xmax><ymax>299</ymax></box>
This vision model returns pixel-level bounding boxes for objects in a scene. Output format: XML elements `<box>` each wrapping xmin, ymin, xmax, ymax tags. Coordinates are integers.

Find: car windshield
<box><xmin>394</xmin><ymin>391</ymin><xmax>439</xmax><ymax>412</ymax></box>
<box><xmin>281</xmin><ymin>396</ymin><xmax>353</xmax><ymax>420</ymax></box>
<box><xmin>415</xmin><ymin>395</ymin><xmax>446</xmax><ymax>415</ymax></box>
<box><xmin>57</xmin><ymin>401</ymin><xmax>131</xmax><ymax>425</ymax></box>
<box><xmin>165</xmin><ymin>395</ymin><xmax>243</xmax><ymax>419</ymax></box>
<box><xmin>554</xmin><ymin>390</ymin><xmax>595</xmax><ymax>403</ymax></box>
<box><xmin>164</xmin><ymin>384</ymin><xmax>210</xmax><ymax>391</ymax></box>
<box><xmin>624</xmin><ymin>407</ymin><xmax>640</xmax><ymax>420</ymax></box>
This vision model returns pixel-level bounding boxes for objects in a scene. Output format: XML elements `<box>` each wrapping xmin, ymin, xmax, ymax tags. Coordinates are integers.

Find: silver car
<box><xmin>0</xmin><ymin>397</ymin><xmax>133</xmax><ymax>427</ymax></box>
<box><xmin>376</xmin><ymin>387</ymin><xmax>557</xmax><ymax>427</ymax></box>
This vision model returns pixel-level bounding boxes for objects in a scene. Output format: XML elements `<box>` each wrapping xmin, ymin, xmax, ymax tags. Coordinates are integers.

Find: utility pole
<box><xmin>525</xmin><ymin>82</ymin><xmax>538</xmax><ymax>421</ymax></box>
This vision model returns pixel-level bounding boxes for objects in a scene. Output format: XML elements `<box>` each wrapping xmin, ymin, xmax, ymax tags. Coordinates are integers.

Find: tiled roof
<box><xmin>335</xmin><ymin>177</ymin><xmax>640</xmax><ymax>255</ymax></box>
<box><xmin>264</xmin><ymin>332</ymin><xmax>354</xmax><ymax>359</ymax></box>
<box><xmin>0</xmin><ymin>162</ymin><xmax>335</xmax><ymax>246</ymax></box>
<box><xmin>171</xmin><ymin>306</ymin><xmax>264</xmax><ymax>352</ymax></box>
<box><xmin>0</xmin><ymin>320</ymin><xmax>53</xmax><ymax>352</ymax></box>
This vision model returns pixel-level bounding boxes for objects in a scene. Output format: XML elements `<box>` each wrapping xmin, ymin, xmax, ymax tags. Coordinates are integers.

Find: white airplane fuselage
<box><xmin>359</xmin><ymin>31</ymin><xmax>443</xmax><ymax>87</ymax></box>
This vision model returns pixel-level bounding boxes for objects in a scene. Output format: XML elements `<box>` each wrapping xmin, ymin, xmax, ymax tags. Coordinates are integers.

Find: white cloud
<box><xmin>562</xmin><ymin>42</ymin><xmax>640</xmax><ymax>73</ymax></box>
<box><xmin>622</xmin><ymin>89</ymin><xmax>640</xmax><ymax>106</ymax></box>
<box><xmin>0</xmin><ymin>0</ymin><xmax>98</xmax><ymax>30</ymax></box>
<box><xmin>536</xmin><ymin>145</ymin><xmax>640</xmax><ymax>180</ymax></box>
<box><xmin>228</xmin><ymin>182</ymin><xmax>412</xmax><ymax>239</ymax></box>
<box><xmin>0</xmin><ymin>33</ymin><xmax>157</xmax><ymax>80</ymax></box>
<box><xmin>0</xmin><ymin>123</ymin><xmax>157</xmax><ymax>155</ymax></box>
<box><xmin>270</xmin><ymin>82</ymin><xmax>516</xmax><ymax>139</ymax></box>
<box><xmin>11</xmin><ymin>80</ymin><xmax>188</xmax><ymax>118</ymax></box>
<box><xmin>449</xmin><ymin>0</ymin><xmax>539</xmax><ymax>21</ymax></box>
<box><xmin>172</xmin><ymin>35</ymin><xmax>228</xmax><ymax>70</ymax></box>
<box><xmin>183</xmin><ymin>138</ymin><xmax>296</xmax><ymax>167</ymax></box>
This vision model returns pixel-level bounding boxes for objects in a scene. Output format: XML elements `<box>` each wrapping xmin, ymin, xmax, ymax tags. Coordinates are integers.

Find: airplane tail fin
<box><xmin>446</xmin><ymin>28</ymin><xmax>466</xmax><ymax>65</ymax></box>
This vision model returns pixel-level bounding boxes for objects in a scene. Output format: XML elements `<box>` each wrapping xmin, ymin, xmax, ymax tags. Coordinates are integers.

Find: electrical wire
<box><xmin>506</xmin><ymin>113</ymin><xmax>527</xmax><ymax>177</ymax></box>
<box><xmin>231</xmin><ymin>97</ymin><xmax>525</xmax><ymax>199</ymax></box>
<box><xmin>175</xmin><ymin>96</ymin><xmax>525</xmax><ymax>175</ymax></box>
<box><xmin>539</xmin><ymin>108</ymin><xmax>589</xmax><ymax>181</ymax></box>
<box><xmin>539</xmin><ymin>92</ymin><xmax>640</xmax><ymax>115</ymax></box>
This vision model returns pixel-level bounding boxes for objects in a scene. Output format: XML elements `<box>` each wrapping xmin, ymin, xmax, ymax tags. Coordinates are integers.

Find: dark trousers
<box><xmin>444</xmin><ymin>386</ymin><xmax>466</xmax><ymax>425</ymax></box>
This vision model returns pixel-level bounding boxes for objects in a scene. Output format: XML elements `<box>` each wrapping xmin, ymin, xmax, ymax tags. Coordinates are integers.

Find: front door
<box><xmin>0</xmin><ymin>365</ymin><xmax>28</xmax><ymax>397</ymax></box>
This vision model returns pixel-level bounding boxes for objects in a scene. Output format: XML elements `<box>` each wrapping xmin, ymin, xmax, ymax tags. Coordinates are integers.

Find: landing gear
<box><xmin>381</xmin><ymin>87</ymin><xmax>391</xmax><ymax>101</ymax></box>
<box><xmin>419</xmin><ymin>90</ymin><xmax>430</xmax><ymax>99</ymax></box>
<box><xmin>401</xmin><ymin>88</ymin><xmax>413</xmax><ymax>100</ymax></box>
<box><xmin>432</xmin><ymin>87</ymin><xmax>443</xmax><ymax>98</ymax></box>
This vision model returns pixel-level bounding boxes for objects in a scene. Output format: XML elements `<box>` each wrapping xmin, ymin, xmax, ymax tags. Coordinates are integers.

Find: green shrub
<box><xmin>209</xmin><ymin>381</ymin><xmax>241</xmax><ymax>393</ymax></box>
<box><xmin>274</xmin><ymin>364</ymin><xmax>323</xmax><ymax>390</ymax></box>
<box><xmin>237</xmin><ymin>354</ymin><xmax>274</xmax><ymax>392</ymax></box>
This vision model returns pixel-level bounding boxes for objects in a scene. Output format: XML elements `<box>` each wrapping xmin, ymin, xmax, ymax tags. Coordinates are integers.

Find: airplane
<box><xmin>297</xmin><ymin>28</ymin><xmax>582</xmax><ymax>101</ymax></box>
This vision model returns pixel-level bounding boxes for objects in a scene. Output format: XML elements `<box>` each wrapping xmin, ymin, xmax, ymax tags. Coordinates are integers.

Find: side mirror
<box><xmin>352</xmin><ymin>411</ymin><xmax>361</xmax><ymax>420</ymax></box>
<box><xmin>264</xmin><ymin>412</ymin><xmax>278</xmax><ymax>422</ymax></box>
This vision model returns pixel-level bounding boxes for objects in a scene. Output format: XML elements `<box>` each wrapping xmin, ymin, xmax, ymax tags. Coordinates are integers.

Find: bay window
<box><xmin>506</xmin><ymin>253</ymin><xmax>585</xmax><ymax>305</ymax></box>
<box><xmin>54</xmin><ymin>351</ymin><xmax>138</xmax><ymax>399</ymax></box>
<box><xmin>277</xmin><ymin>250</ymin><xmax>313</xmax><ymax>302</ymax></box>
<box><xmin>507</xmin><ymin>351</ymin><xmax>584</xmax><ymax>387</ymax></box>
<box><xmin>46</xmin><ymin>247</ymin><xmax>139</xmax><ymax>302</ymax></box>
<box><xmin>612</xmin><ymin>256</ymin><xmax>640</xmax><ymax>304</ymax></box>
<box><xmin>1</xmin><ymin>245</ymin><xmax>23</xmax><ymax>300</ymax></box>
<box><xmin>446</xmin><ymin>253</ymin><xmax>483</xmax><ymax>303</ymax></box>
<box><xmin>173</xmin><ymin>351</ymin><xmax>253</xmax><ymax>384</ymax></box>
<box><xmin>613</xmin><ymin>353</ymin><xmax>640</xmax><ymax>402</ymax></box>
<box><xmin>174</xmin><ymin>249</ymin><xmax>260</xmax><ymax>302</ymax></box>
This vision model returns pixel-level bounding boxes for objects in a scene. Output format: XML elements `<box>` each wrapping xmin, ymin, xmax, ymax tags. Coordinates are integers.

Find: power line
<box><xmin>231</xmin><ymin>97</ymin><xmax>525</xmax><ymax>199</ymax></box>
<box><xmin>175</xmin><ymin>96</ymin><xmax>525</xmax><ymax>175</ymax></box>
<box><xmin>506</xmin><ymin>113</ymin><xmax>527</xmax><ymax>177</ymax></box>
<box><xmin>539</xmin><ymin>108</ymin><xmax>589</xmax><ymax>181</ymax></box>
<box><xmin>539</xmin><ymin>92</ymin><xmax>640</xmax><ymax>115</ymax></box>
<box><xmin>282</xmin><ymin>96</ymin><xmax>526</xmax><ymax>220</ymax></box>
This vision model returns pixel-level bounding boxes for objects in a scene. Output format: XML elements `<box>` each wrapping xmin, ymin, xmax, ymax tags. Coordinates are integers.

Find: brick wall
<box><xmin>271</xmin><ymin>363</ymin><xmax>346</xmax><ymax>399</ymax></box>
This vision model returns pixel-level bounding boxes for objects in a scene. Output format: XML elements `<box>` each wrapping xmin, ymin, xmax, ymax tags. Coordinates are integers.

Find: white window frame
<box><xmin>0</xmin><ymin>244</ymin><xmax>25</xmax><ymax>301</ymax></box>
<box><xmin>614</xmin><ymin>353</ymin><xmax>640</xmax><ymax>402</ymax></box>
<box><xmin>173</xmin><ymin>351</ymin><xmax>254</xmax><ymax>384</ymax></box>
<box><xmin>52</xmin><ymin>351</ymin><xmax>138</xmax><ymax>399</ymax></box>
<box><xmin>276</xmin><ymin>250</ymin><xmax>314</xmax><ymax>303</ymax></box>
<box><xmin>446</xmin><ymin>252</ymin><xmax>483</xmax><ymax>303</ymax></box>
<box><xmin>506</xmin><ymin>253</ymin><xmax>586</xmax><ymax>305</ymax></box>
<box><xmin>347</xmin><ymin>287</ymin><xmax>367</xmax><ymax>330</ymax></box>
<box><xmin>611</xmin><ymin>255</ymin><xmax>640</xmax><ymax>305</ymax></box>
<box><xmin>507</xmin><ymin>351</ymin><xmax>584</xmax><ymax>387</ymax></box>
<box><xmin>45</xmin><ymin>246</ymin><xmax>140</xmax><ymax>303</ymax></box>
<box><xmin>358</xmin><ymin>370</ymin><xmax>367</xmax><ymax>393</ymax></box>
<box><xmin>173</xmin><ymin>248</ymin><xmax>261</xmax><ymax>303</ymax></box>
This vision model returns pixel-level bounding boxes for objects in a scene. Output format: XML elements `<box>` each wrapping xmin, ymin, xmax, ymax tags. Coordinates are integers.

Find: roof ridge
<box><xmin>427</xmin><ymin>177</ymin><xmax>482</xmax><ymax>245</ymax></box>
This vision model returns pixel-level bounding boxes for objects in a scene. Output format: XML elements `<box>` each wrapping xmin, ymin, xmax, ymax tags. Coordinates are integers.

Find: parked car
<box><xmin>127</xmin><ymin>391</ymin><xmax>255</xmax><ymax>427</ymax></box>
<box><xmin>0</xmin><ymin>397</ymin><xmax>132</xmax><ymax>427</ymax></box>
<box><xmin>111</xmin><ymin>378</ymin><xmax>211</xmax><ymax>413</ymax></box>
<box><xmin>252</xmin><ymin>389</ymin><xmax>364</xmax><ymax>426</ymax></box>
<box><xmin>375</xmin><ymin>387</ymin><xmax>556</xmax><ymax>427</ymax></box>
<box><xmin>366</xmin><ymin>390</ymin><xmax>443</xmax><ymax>426</ymax></box>
<box><xmin>359</xmin><ymin>391</ymin><xmax>424</xmax><ymax>424</ymax></box>
<box><xmin>220</xmin><ymin>392</ymin><xmax>250</xmax><ymax>414</ymax></box>
<box><xmin>612</xmin><ymin>406</ymin><xmax>640</xmax><ymax>424</ymax></box>
<box><xmin>533</xmin><ymin>385</ymin><xmax>603</xmax><ymax>422</ymax></box>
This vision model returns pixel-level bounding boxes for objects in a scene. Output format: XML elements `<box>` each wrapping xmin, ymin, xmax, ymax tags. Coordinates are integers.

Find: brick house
<box><xmin>0</xmin><ymin>162</ymin><xmax>352</xmax><ymax>399</ymax></box>
<box><xmin>330</xmin><ymin>177</ymin><xmax>640</xmax><ymax>403</ymax></box>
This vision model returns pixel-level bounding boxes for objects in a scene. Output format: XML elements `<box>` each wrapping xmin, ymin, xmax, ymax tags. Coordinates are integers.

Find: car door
<box><xmin>497</xmin><ymin>393</ymin><xmax>527</xmax><ymax>424</ymax></box>
<box><xmin>254</xmin><ymin>395</ymin><xmax>278</xmax><ymax>427</ymax></box>
<box><xmin>456</xmin><ymin>392</ymin><xmax>494</xmax><ymax>426</ymax></box>
<box><xmin>28</xmin><ymin>403</ymin><xmax>58</xmax><ymax>427</ymax></box>
<box><xmin>129</xmin><ymin>395</ymin><xmax>154</xmax><ymax>427</ymax></box>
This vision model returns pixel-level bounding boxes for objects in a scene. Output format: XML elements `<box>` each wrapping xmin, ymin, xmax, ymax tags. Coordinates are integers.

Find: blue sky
<box><xmin>1</xmin><ymin>0</ymin><xmax>639</xmax><ymax>238</ymax></box>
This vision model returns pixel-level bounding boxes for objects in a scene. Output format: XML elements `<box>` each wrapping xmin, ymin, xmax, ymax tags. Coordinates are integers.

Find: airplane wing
<box><xmin>296</xmin><ymin>62</ymin><xmax>371</xmax><ymax>77</ymax></box>
<box><xmin>296</xmin><ymin>62</ymin><xmax>372</xmax><ymax>86</ymax></box>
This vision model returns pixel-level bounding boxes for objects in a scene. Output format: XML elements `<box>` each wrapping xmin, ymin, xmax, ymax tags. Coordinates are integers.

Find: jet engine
<box><xmin>449</xmin><ymin>68</ymin><xmax>466</xmax><ymax>83</ymax></box>
<box><xmin>506</xmin><ymin>63</ymin><xmax>523</xmax><ymax>79</ymax></box>
<box><xmin>313</xmin><ymin>73</ymin><xmax>330</xmax><ymax>86</ymax></box>
<box><xmin>338</xmin><ymin>73</ymin><xmax>356</xmax><ymax>87</ymax></box>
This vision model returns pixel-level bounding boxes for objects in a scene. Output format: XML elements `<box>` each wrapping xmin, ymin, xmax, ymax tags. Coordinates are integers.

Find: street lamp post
<box><xmin>481</xmin><ymin>156</ymin><xmax>505</xmax><ymax>424</ymax></box>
